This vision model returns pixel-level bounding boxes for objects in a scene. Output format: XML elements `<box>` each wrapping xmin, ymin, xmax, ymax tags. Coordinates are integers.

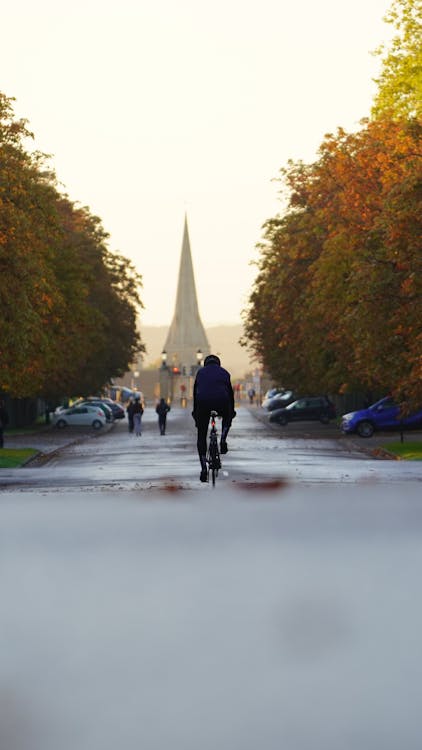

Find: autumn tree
<box><xmin>243</xmin><ymin>119</ymin><xmax>422</xmax><ymax>406</ymax></box>
<box><xmin>0</xmin><ymin>93</ymin><xmax>64</xmax><ymax>395</ymax></box>
<box><xmin>244</xmin><ymin>0</ymin><xmax>422</xmax><ymax>408</ymax></box>
<box><xmin>49</xmin><ymin>199</ymin><xmax>144</xmax><ymax>397</ymax></box>
<box><xmin>372</xmin><ymin>0</ymin><xmax>422</xmax><ymax>119</ymax></box>
<box><xmin>0</xmin><ymin>92</ymin><xmax>144</xmax><ymax>400</ymax></box>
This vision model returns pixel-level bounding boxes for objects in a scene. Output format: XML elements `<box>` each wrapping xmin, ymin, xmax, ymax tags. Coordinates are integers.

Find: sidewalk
<box><xmin>3</xmin><ymin>422</ymin><xmax>114</xmax><ymax>460</ymax></box>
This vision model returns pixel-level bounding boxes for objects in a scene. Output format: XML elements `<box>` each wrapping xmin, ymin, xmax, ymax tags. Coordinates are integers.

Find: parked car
<box><xmin>262</xmin><ymin>389</ymin><xmax>284</xmax><ymax>409</ymax></box>
<box><xmin>53</xmin><ymin>405</ymin><xmax>106</xmax><ymax>430</ymax></box>
<box><xmin>269</xmin><ymin>396</ymin><xmax>336</xmax><ymax>425</ymax></box>
<box><xmin>266</xmin><ymin>390</ymin><xmax>297</xmax><ymax>411</ymax></box>
<box><xmin>96</xmin><ymin>398</ymin><xmax>125</xmax><ymax>420</ymax></box>
<box><xmin>83</xmin><ymin>397</ymin><xmax>125</xmax><ymax>420</ymax></box>
<box><xmin>341</xmin><ymin>397</ymin><xmax>422</xmax><ymax>438</ymax></box>
<box><xmin>263</xmin><ymin>387</ymin><xmax>282</xmax><ymax>400</ymax></box>
<box><xmin>75</xmin><ymin>399</ymin><xmax>114</xmax><ymax>422</ymax></box>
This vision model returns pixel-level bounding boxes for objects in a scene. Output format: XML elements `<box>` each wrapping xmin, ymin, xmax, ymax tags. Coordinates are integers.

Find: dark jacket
<box><xmin>132</xmin><ymin>400</ymin><xmax>144</xmax><ymax>415</ymax></box>
<box><xmin>156</xmin><ymin>400</ymin><xmax>170</xmax><ymax>417</ymax></box>
<box><xmin>193</xmin><ymin>362</ymin><xmax>235</xmax><ymax>415</ymax></box>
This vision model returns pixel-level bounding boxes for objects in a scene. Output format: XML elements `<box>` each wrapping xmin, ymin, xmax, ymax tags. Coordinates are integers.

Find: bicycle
<box><xmin>206</xmin><ymin>410</ymin><xmax>221</xmax><ymax>486</ymax></box>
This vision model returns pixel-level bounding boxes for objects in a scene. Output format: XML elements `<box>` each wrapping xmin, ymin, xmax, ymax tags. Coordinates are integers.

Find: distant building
<box><xmin>114</xmin><ymin>216</ymin><xmax>211</xmax><ymax>404</ymax></box>
<box><xmin>162</xmin><ymin>214</ymin><xmax>210</xmax><ymax>372</ymax></box>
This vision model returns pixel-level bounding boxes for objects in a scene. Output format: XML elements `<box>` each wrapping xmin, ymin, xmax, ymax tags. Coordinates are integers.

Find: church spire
<box><xmin>163</xmin><ymin>215</ymin><xmax>210</xmax><ymax>369</ymax></box>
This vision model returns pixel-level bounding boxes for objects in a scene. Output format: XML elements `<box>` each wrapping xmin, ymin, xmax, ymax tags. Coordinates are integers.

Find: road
<box><xmin>1</xmin><ymin>405</ymin><xmax>421</xmax><ymax>491</ymax></box>
<box><xmin>1</xmin><ymin>407</ymin><xmax>421</xmax><ymax>750</ymax></box>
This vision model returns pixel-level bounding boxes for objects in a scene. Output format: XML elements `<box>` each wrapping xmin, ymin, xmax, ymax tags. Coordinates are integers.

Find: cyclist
<box><xmin>192</xmin><ymin>354</ymin><xmax>236</xmax><ymax>482</ymax></box>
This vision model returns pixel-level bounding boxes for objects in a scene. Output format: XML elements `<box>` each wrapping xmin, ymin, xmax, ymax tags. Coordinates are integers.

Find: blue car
<box><xmin>341</xmin><ymin>397</ymin><xmax>422</xmax><ymax>438</ymax></box>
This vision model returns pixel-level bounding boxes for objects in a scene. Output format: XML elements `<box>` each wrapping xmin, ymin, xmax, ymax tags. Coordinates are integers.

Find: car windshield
<box><xmin>286</xmin><ymin>400</ymin><xmax>303</xmax><ymax>411</ymax></box>
<box><xmin>370</xmin><ymin>397</ymin><xmax>395</xmax><ymax>410</ymax></box>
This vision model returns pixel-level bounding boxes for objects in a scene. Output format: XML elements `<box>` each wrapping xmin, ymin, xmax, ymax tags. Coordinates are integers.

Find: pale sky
<box><xmin>1</xmin><ymin>0</ymin><xmax>392</xmax><ymax>326</ymax></box>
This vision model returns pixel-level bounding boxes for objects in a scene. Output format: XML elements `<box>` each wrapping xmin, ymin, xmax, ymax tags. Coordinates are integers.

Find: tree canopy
<box><xmin>244</xmin><ymin>0</ymin><xmax>422</xmax><ymax>409</ymax></box>
<box><xmin>0</xmin><ymin>92</ymin><xmax>144</xmax><ymax>399</ymax></box>
<box><xmin>372</xmin><ymin>0</ymin><xmax>422</xmax><ymax>119</ymax></box>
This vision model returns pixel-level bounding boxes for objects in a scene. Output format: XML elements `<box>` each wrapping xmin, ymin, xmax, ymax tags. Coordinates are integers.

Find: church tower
<box><xmin>162</xmin><ymin>215</ymin><xmax>210</xmax><ymax>372</ymax></box>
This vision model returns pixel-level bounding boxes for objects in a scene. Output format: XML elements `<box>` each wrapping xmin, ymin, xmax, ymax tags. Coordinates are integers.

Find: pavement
<box><xmin>3</xmin><ymin>419</ymin><xmax>116</xmax><ymax>462</ymax></box>
<box><xmin>4</xmin><ymin>404</ymin><xmax>421</xmax><ymax>464</ymax></box>
<box><xmin>1</xmin><ymin>405</ymin><xmax>421</xmax><ymax>492</ymax></box>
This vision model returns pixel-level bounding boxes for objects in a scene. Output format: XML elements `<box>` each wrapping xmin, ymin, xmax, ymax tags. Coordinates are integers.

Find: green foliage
<box><xmin>372</xmin><ymin>0</ymin><xmax>422</xmax><ymax>118</ymax></box>
<box><xmin>0</xmin><ymin>92</ymin><xmax>144</xmax><ymax>399</ymax></box>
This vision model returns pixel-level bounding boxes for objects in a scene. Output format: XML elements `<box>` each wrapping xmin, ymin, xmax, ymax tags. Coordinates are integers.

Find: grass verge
<box><xmin>382</xmin><ymin>441</ymin><xmax>422</xmax><ymax>460</ymax></box>
<box><xmin>0</xmin><ymin>448</ymin><xmax>38</xmax><ymax>468</ymax></box>
<box><xmin>5</xmin><ymin>424</ymin><xmax>50</xmax><ymax>436</ymax></box>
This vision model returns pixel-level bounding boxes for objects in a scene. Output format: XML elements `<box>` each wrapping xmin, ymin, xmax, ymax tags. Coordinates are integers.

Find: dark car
<box><xmin>269</xmin><ymin>396</ymin><xmax>336</xmax><ymax>425</ymax></box>
<box><xmin>265</xmin><ymin>390</ymin><xmax>297</xmax><ymax>411</ymax></box>
<box><xmin>93</xmin><ymin>397</ymin><xmax>125</xmax><ymax>420</ymax></box>
<box><xmin>341</xmin><ymin>396</ymin><xmax>422</xmax><ymax>438</ymax></box>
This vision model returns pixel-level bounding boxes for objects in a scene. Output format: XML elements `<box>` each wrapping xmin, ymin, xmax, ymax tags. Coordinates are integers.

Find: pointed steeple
<box><xmin>163</xmin><ymin>215</ymin><xmax>210</xmax><ymax>369</ymax></box>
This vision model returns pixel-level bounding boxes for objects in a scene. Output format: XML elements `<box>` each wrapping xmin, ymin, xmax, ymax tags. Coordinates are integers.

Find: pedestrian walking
<box><xmin>248</xmin><ymin>387</ymin><xmax>256</xmax><ymax>405</ymax></box>
<box><xmin>156</xmin><ymin>398</ymin><xmax>170</xmax><ymax>435</ymax></box>
<box><xmin>0</xmin><ymin>399</ymin><xmax>9</xmax><ymax>449</ymax></box>
<box><xmin>126</xmin><ymin>398</ymin><xmax>135</xmax><ymax>433</ymax></box>
<box><xmin>133</xmin><ymin>396</ymin><xmax>144</xmax><ymax>437</ymax></box>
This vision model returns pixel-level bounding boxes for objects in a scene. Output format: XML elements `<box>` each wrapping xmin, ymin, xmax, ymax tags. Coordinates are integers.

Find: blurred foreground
<box><xmin>1</xmin><ymin>482</ymin><xmax>421</xmax><ymax>750</ymax></box>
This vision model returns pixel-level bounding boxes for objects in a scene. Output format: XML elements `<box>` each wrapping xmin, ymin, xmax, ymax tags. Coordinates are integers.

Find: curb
<box><xmin>371</xmin><ymin>447</ymin><xmax>401</xmax><ymax>460</ymax></box>
<box><xmin>8</xmin><ymin>422</ymin><xmax>115</xmax><ymax>467</ymax></box>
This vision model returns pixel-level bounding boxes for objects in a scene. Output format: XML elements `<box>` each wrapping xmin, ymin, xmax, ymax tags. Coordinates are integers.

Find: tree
<box><xmin>0</xmin><ymin>93</ymin><xmax>65</xmax><ymax>395</ymax></box>
<box><xmin>372</xmin><ymin>0</ymin><xmax>422</xmax><ymax>119</ymax></box>
<box><xmin>244</xmin><ymin>1</ymin><xmax>422</xmax><ymax>408</ymax></box>
<box><xmin>243</xmin><ymin>118</ymin><xmax>422</xmax><ymax>407</ymax></box>
<box><xmin>0</xmin><ymin>92</ymin><xmax>144</xmax><ymax>400</ymax></box>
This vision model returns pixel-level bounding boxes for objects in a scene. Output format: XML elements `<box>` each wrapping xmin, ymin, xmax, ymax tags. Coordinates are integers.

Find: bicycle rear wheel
<box><xmin>208</xmin><ymin>442</ymin><xmax>220</xmax><ymax>487</ymax></box>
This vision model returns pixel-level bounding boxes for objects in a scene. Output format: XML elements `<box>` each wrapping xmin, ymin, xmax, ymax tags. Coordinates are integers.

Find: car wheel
<box><xmin>357</xmin><ymin>420</ymin><xmax>374</xmax><ymax>438</ymax></box>
<box><xmin>92</xmin><ymin>420</ymin><xmax>103</xmax><ymax>430</ymax></box>
<box><xmin>278</xmin><ymin>415</ymin><xmax>288</xmax><ymax>426</ymax></box>
<box><xmin>56</xmin><ymin>419</ymin><xmax>66</xmax><ymax>429</ymax></box>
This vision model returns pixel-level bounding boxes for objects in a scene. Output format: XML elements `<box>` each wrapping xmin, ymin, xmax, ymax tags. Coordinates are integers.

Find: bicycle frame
<box><xmin>206</xmin><ymin>410</ymin><xmax>221</xmax><ymax>486</ymax></box>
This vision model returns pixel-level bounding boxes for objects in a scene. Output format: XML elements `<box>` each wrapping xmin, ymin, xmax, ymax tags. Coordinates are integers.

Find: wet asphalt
<box><xmin>1</xmin><ymin>405</ymin><xmax>421</xmax><ymax>492</ymax></box>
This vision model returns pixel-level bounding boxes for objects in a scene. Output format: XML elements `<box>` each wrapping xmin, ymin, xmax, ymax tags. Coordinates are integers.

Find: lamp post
<box><xmin>187</xmin><ymin>349</ymin><xmax>203</xmax><ymax>401</ymax></box>
<box><xmin>131</xmin><ymin>369</ymin><xmax>140</xmax><ymax>391</ymax></box>
<box><xmin>160</xmin><ymin>350</ymin><xmax>169</xmax><ymax>401</ymax></box>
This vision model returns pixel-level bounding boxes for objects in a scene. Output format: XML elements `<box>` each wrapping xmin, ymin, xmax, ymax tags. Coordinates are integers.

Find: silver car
<box><xmin>53</xmin><ymin>405</ymin><xmax>106</xmax><ymax>430</ymax></box>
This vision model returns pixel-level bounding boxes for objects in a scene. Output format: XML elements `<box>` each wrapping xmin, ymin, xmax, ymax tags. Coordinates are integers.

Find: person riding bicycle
<box><xmin>192</xmin><ymin>354</ymin><xmax>236</xmax><ymax>482</ymax></box>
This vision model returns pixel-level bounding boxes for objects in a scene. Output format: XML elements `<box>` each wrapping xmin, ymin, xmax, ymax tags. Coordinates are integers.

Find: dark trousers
<box><xmin>196</xmin><ymin>404</ymin><xmax>232</xmax><ymax>460</ymax></box>
<box><xmin>158</xmin><ymin>416</ymin><xmax>167</xmax><ymax>434</ymax></box>
<box><xmin>0</xmin><ymin>426</ymin><xmax>4</xmax><ymax>449</ymax></box>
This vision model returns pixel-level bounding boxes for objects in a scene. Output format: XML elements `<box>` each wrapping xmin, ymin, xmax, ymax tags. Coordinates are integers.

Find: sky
<box><xmin>1</xmin><ymin>0</ymin><xmax>393</xmax><ymax>327</ymax></box>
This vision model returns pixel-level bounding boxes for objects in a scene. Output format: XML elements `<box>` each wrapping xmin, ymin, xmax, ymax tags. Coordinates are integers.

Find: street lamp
<box><xmin>160</xmin><ymin>350</ymin><xmax>169</xmax><ymax>401</ymax></box>
<box><xmin>196</xmin><ymin>349</ymin><xmax>203</xmax><ymax>367</ymax></box>
<box><xmin>131</xmin><ymin>369</ymin><xmax>140</xmax><ymax>390</ymax></box>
